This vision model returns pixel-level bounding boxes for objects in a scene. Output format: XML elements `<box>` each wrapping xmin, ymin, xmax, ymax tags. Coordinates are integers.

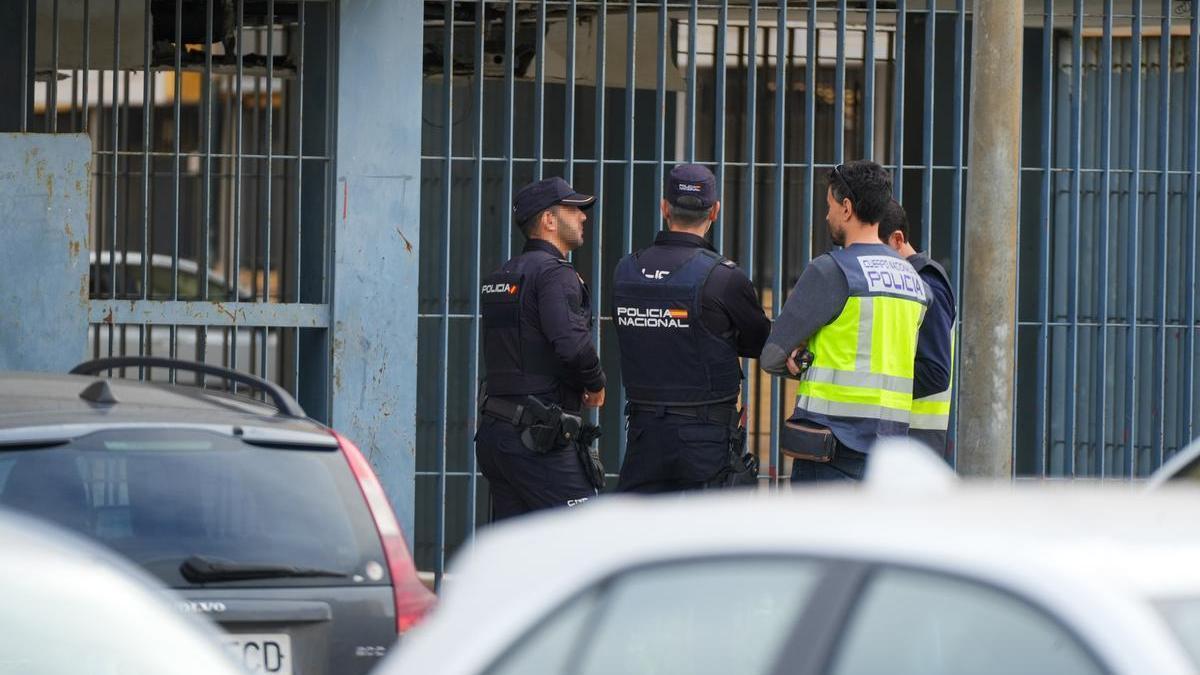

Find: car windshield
<box><xmin>0</xmin><ymin>428</ymin><xmax>386</xmax><ymax>587</ymax></box>
<box><xmin>1157</xmin><ymin>598</ymin><xmax>1200</xmax><ymax>667</ymax></box>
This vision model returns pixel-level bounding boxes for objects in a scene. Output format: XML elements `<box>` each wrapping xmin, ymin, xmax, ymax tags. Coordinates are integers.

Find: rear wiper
<box><xmin>0</xmin><ymin>439</ymin><xmax>71</xmax><ymax>452</ymax></box>
<box><xmin>180</xmin><ymin>555</ymin><xmax>349</xmax><ymax>583</ymax></box>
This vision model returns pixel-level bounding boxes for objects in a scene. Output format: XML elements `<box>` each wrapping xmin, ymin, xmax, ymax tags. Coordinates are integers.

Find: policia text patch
<box><xmin>856</xmin><ymin>255</ymin><xmax>927</xmax><ymax>302</ymax></box>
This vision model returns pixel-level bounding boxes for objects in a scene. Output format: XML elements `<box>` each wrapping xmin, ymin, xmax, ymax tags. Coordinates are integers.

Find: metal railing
<box><xmin>12</xmin><ymin>0</ymin><xmax>337</xmax><ymax>418</ymax></box>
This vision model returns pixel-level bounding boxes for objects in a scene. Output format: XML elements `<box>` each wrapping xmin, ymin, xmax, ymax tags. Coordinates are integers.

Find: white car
<box><xmin>380</xmin><ymin>449</ymin><xmax>1200</xmax><ymax>675</ymax></box>
<box><xmin>1148</xmin><ymin>438</ymin><xmax>1200</xmax><ymax>488</ymax></box>
<box><xmin>0</xmin><ymin>507</ymin><xmax>245</xmax><ymax>675</ymax></box>
<box><xmin>88</xmin><ymin>251</ymin><xmax>279</xmax><ymax>382</ymax></box>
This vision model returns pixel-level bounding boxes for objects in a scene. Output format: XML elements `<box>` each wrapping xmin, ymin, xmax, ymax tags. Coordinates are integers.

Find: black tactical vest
<box><xmin>480</xmin><ymin>249</ymin><xmax>573</xmax><ymax>401</ymax></box>
<box><xmin>613</xmin><ymin>248</ymin><xmax>741</xmax><ymax>405</ymax></box>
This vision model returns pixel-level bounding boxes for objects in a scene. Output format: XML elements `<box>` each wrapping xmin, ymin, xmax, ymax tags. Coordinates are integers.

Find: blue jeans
<box><xmin>790</xmin><ymin>441</ymin><xmax>867</xmax><ymax>482</ymax></box>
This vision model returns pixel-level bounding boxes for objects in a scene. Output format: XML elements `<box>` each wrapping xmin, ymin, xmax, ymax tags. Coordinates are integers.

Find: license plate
<box><xmin>225</xmin><ymin>633</ymin><xmax>293</xmax><ymax>675</ymax></box>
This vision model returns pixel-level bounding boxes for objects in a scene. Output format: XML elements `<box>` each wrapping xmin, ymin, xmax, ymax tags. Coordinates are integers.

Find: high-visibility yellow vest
<box><xmin>794</xmin><ymin>245</ymin><xmax>928</xmax><ymax>447</ymax></box>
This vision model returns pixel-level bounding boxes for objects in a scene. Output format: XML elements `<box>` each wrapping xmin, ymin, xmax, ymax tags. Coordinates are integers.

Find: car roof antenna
<box><xmin>79</xmin><ymin>380</ymin><xmax>119</xmax><ymax>405</ymax></box>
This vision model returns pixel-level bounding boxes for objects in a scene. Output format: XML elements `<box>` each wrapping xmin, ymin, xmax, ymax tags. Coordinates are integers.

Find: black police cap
<box><xmin>512</xmin><ymin>177</ymin><xmax>596</xmax><ymax>227</ymax></box>
<box><xmin>665</xmin><ymin>164</ymin><xmax>718</xmax><ymax>210</ymax></box>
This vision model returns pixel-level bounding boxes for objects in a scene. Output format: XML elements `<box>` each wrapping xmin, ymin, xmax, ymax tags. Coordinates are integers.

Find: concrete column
<box><xmin>957</xmin><ymin>0</ymin><xmax>1023</xmax><ymax>477</ymax></box>
<box><xmin>333</xmin><ymin>1</ymin><xmax>423</xmax><ymax>540</ymax></box>
<box><xmin>0</xmin><ymin>134</ymin><xmax>92</xmax><ymax>371</ymax></box>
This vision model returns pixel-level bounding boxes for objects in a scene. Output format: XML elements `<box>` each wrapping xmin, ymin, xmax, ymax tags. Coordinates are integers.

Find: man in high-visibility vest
<box><xmin>761</xmin><ymin>160</ymin><xmax>929</xmax><ymax>482</ymax></box>
<box><xmin>878</xmin><ymin>199</ymin><xmax>956</xmax><ymax>461</ymax></box>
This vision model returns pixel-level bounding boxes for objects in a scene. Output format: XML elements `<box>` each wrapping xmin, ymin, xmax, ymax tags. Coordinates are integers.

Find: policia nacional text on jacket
<box><xmin>474</xmin><ymin>177</ymin><xmax>607</xmax><ymax>521</ymax></box>
<box><xmin>761</xmin><ymin>160</ymin><xmax>951</xmax><ymax>482</ymax></box>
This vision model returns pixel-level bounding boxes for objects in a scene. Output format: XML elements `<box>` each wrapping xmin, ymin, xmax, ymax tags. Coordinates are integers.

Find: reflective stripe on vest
<box><xmin>793</xmin><ymin>395</ymin><xmax>914</xmax><ymax>423</ymax></box>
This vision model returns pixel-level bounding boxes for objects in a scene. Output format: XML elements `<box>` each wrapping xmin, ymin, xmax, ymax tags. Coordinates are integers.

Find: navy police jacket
<box><xmin>480</xmin><ymin>239</ymin><xmax>605</xmax><ymax>412</ymax></box>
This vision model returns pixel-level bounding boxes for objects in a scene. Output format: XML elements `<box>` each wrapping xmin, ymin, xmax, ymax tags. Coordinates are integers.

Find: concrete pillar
<box><xmin>333</xmin><ymin>1</ymin><xmax>424</xmax><ymax>539</ymax></box>
<box><xmin>957</xmin><ymin>0</ymin><xmax>1024</xmax><ymax>477</ymax></box>
<box><xmin>0</xmin><ymin>134</ymin><xmax>92</xmax><ymax>371</ymax></box>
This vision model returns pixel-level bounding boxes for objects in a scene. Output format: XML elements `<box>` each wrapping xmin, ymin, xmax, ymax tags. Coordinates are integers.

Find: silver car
<box><xmin>0</xmin><ymin>507</ymin><xmax>244</xmax><ymax>675</ymax></box>
<box><xmin>382</xmin><ymin>446</ymin><xmax>1200</xmax><ymax>675</ymax></box>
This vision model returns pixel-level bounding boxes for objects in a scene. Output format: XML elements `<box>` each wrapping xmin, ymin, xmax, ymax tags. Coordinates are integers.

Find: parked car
<box><xmin>380</xmin><ymin>444</ymin><xmax>1200</xmax><ymax>675</ymax></box>
<box><xmin>88</xmin><ymin>251</ymin><xmax>279</xmax><ymax>382</ymax></box>
<box><xmin>0</xmin><ymin>357</ymin><xmax>435</xmax><ymax>675</ymax></box>
<box><xmin>0</xmin><ymin>506</ymin><xmax>245</xmax><ymax>675</ymax></box>
<box><xmin>90</xmin><ymin>250</ymin><xmax>253</xmax><ymax>301</ymax></box>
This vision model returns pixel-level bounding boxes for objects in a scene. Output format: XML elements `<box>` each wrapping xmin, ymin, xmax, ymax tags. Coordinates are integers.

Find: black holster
<box><xmin>514</xmin><ymin>397</ymin><xmax>579</xmax><ymax>453</ymax></box>
<box><xmin>706</xmin><ymin>412</ymin><xmax>759</xmax><ymax>489</ymax></box>
<box><xmin>577</xmin><ymin>438</ymin><xmax>606</xmax><ymax>491</ymax></box>
<box><xmin>481</xmin><ymin>394</ymin><xmax>605</xmax><ymax>488</ymax></box>
<box><xmin>779</xmin><ymin>421</ymin><xmax>838</xmax><ymax>463</ymax></box>
<box><xmin>575</xmin><ymin>417</ymin><xmax>605</xmax><ymax>490</ymax></box>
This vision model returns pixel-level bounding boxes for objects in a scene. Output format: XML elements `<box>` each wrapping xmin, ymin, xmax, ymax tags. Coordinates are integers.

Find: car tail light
<box><xmin>333</xmin><ymin>431</ymin><xmax>437</xmax><ymax>634</ymax></box>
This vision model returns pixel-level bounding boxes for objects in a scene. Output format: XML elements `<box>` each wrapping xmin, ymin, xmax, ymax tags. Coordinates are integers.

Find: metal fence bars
<box><xmin>10</xmin><ymin>0</ymin><xmax>338</xmax><ymax>418</ymax></box>
<box><xmin>417</xmin><ymin>1</ymin><xmax>1200</xmax><ymax>580</ymax></box>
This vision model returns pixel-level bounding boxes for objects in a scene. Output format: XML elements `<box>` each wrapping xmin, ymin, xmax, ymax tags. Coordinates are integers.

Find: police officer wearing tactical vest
<box><xmin>613</xmin><ymin>164</ymin><xmax>772</xmax><ymax>493</ymax></box>
<box><xmin>878</xmin><ymin>199</ymin><xmax>956</xmax><ymax>459</ymax></box>
<box><xmin>475</xmin><ymin>177</ymin><xmax>607</xmax><ymax>520</ymax></box>
<box><xmin>761</xmin><ymin>160</ymin><xmax>929</xmax><ymax>481</ymax></box>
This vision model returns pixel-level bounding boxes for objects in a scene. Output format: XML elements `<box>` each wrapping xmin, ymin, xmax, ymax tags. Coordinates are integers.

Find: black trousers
<box><xmin>474</xmin><ymin>416</ymin><xmax>597</xmax><ymax>522</ymax></box>
<box><xmin>617</xmin><ymin>410</ymin><xmax>731</xmax><ymax>494</ymax></box>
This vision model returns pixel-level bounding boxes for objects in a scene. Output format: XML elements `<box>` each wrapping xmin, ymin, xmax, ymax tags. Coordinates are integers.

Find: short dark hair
<box><xmin>519</xmin><ymin>207</ymin><xmax>552</xmax><ymax>238</ymax></box>
<box><xmin>878</xmin><ymin>199</ymin><xmax>915</xmax><ymax>247</ymax></box>
<box><xmin>827</xmin><ymin>160</ymin><xmax>892</xmax><ymax>225</ymax></box>
<box><xmin>666</xmin><ymin>202</ymin><xmax>710</xmax><ymax>228</ymax></box>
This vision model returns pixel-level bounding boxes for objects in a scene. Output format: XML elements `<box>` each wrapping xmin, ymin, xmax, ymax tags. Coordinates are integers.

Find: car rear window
<box><xmin>0</xmin><ymin>428</ymin><xmax>388</xmax><ymax>588</ymax></box>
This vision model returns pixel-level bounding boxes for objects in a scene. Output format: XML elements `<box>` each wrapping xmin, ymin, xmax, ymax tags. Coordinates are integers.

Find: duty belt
<box><xmin>625</xmin><ymin>402</ymin><xmax>739</xmax><ymax>427</ymax></box>
<box><xmin>479</xmin><ymin>395</ymin><xmax>600</xmax><ymax>453</ymax></box>
<box><xmin>480</xmin><ymin>395</ymin><xmax>547</xmax><ymax>427</ymax></box>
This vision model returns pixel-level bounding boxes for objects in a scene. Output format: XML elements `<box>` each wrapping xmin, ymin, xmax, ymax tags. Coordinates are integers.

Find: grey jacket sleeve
<box><xmin>759</xmin><ymin>255</ymin><xmax>849</xmax><ymax>377</ymax></box>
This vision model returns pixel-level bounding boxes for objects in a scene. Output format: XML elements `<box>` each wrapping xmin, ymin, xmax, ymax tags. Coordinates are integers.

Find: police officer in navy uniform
<box><xmin>475</xmin><ymin>177</ymin><xmax>607</xmax><ymax>521</ymax></box>
<box><xmin>613</xmin><ymin>164</ymin><xmax>771</xmax><ymax>493</ymax></box>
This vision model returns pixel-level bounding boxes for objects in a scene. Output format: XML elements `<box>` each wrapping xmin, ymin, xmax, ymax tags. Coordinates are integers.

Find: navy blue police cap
<box><xmin>665</xmin><ymin>164</ymin><xmax>718</xmax><ymax>210</ymax></box>
<box><xmin>512</xmin><ymin>177</ymin><xmax>596</xmax><ymax>226</ymax></box>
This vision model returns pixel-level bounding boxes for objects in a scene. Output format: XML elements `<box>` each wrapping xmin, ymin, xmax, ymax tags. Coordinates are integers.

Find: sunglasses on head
<box><xmin>832</xmin><ymin>164</ymin><xmax>858</xmax><ymax>206</ymax></box>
